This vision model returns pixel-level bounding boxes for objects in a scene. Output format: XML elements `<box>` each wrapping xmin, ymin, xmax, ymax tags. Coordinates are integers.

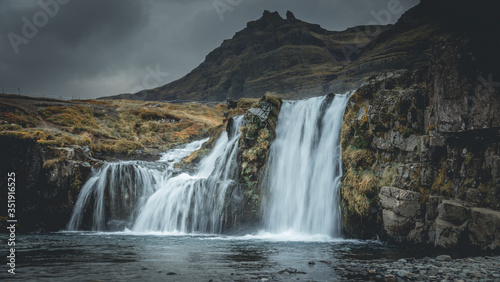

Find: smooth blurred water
<box><xmin>67</xmin><ymin>138</ymin><xmax>209</xmax><ymax>231</ymax></box>
<box><xmin>133</xmin><ymin>116</ymin><xmax>244</xmax><ymax>233</ymax></box>
<box><xmin>2</xmin><ymin>232</ymin><xmax>441</xmax><ymax>282</ymax></box>
<box><xmin>264</xmin><ymin>94</ymin><xmax>349</xmax><ymax>237</ymax></box>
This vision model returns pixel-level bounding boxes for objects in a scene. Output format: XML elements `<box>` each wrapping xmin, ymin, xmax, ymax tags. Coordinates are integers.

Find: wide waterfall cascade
<box><xmin>132</xmin><ymin>116</ymin><xmax>244</xmax><ymax>234</ymax></box>
<box><xmin>263</xmin><ymin>93</ymin><xmax>350</xmax><ymax>237</ymax></box>
<box><xmin>67</xmin><ymin>138</ymin><xmax>208</xmax><ymax>231</ymax></box>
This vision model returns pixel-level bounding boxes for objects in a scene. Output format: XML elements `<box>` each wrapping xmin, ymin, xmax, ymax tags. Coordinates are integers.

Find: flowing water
<box><xmin>132</xmin><ymin>116</ymin><xmax>244</xmax><ymax>233</ymax></box>
<box><xmin>263</xmin><ymin>93</ymin><xmax>349</xmax><ymax>237</ymax></box>
<box><xmin>67</xmin><ymin>138</ymin><xmax>208</xmax><ymax>231</ymax></box>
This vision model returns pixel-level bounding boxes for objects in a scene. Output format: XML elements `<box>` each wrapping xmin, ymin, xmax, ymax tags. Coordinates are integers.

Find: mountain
<box><xmin>106</xmin><ymin>0</ymin><xmax>499</xmax><ymax>102</ymax></box>
<box><xmin>101</xmin><ymin>11</ymin><xmax>397</xmax><ymax>101</ymax></box>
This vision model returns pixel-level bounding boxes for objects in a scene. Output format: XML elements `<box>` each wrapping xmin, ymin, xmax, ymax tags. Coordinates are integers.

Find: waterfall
<box><xmin>132</xmin><ymin>116</ymin><xmax>244</xmax><ymax>233</ymax></box>
<box><xmin>67</xmin><ymin>138</ymin><xmax>208</xmax><ymax>231</ymax></box>
<box><xmin>263</xmin><ymin>93</ymin><xmax>349</xmax><ymax>237</ymax></box>
<box><xmin>68</xmin><ymin>92</ymin><xmax>349</xmax><ymax>238</ymax></box>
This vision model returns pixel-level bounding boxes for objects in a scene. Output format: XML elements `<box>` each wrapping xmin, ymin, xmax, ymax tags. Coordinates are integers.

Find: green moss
<box><xmin>379</xmin><ymin>165</ymin><xmax>398</xmax><ymax>187</ymax></box>
<box><xmin>464</xmin><ymin>152</ymin><xmax>474</xmax><ymax>166</ymax></box>
<box><xmin>430</xmin><ymin>159</ymin><xmax>454</xmax><ymax>197</ymax></box>
<box><xmin>0</xmin><ymin>131</ymin><xmax>32</xmax><ymax>140</ymax></box>
<box><xmin>238</xmin><ymin>94</ymin><xmax>282</xmax><ymax>214</ymax></box>
<box><xmin>90</xmin><ymin>140</ymin><xmax>144</xmax><ymax>155</ymax></box>
<box><xmin>341</xmin><ymin>168</ymin><xmax>378</xmax><ymax>217</ymax></box>
<box><xmin>43</xmin><ymin>158</ymin><xmax>63</xmax><ymax>169</ymax></box>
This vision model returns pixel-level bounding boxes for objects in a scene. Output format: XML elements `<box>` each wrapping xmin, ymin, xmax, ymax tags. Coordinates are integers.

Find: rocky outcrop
<box><xmin>232</xmin><ymin>95</ymin><xmax>282</xmax><ymax>230</ymax></box>
<box><xmin>341</xmin><ymin>63</ymin><xmax>499</xmax><ymax>250</ymax></box>
<box><xmin>339</xmin><ymin>1</ymin><xmax>500</xmax><ymax>246</ymax></box>
<box><xmin>379</xmin><ymin>187</ymin><xmax>423</xmax><ymax>243</ymax></box>
<box><xmin>0</xmin><ymin>136</ymin><xmax>96</xmax><ymax>232</ymax></box>
<box><xmin>379</xmin><ymin>186</ymin><xmax>500</xmax><ymax>250</ymax></box>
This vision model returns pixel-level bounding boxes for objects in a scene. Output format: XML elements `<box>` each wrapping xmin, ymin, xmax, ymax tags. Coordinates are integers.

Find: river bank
<box><xmin>329</xmin><ymin>255</ymin><xmax>500</xmax><ymax>281</ymax></box>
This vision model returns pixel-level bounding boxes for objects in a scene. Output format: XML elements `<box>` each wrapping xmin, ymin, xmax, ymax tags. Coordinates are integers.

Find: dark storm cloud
<box><xmin>0</xmin><ymin>0</ymin><xmax>418</xmax><ymax>99</ymax></box>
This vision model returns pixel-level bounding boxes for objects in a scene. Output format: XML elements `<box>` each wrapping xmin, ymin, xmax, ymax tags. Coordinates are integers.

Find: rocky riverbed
<box><xmin>325</xmin><ymin>255</ymin><xmax>500</xmax><ymax>281</ymax></box>
<box><xmin>205</xmin><ymin>255</ymin><xmax>500</xmax><ymax>281</ymax></box>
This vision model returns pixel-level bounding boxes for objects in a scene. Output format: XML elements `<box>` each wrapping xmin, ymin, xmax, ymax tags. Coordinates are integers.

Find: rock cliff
<box><xmin>340</xmin><ymin>61</ymin><xmax>499</xmax><ymax>250</ymax></box>
<box><xmin>338</xmin><ymin>0</ymin><xmax>500</xmax><ymax>250</ymax></box>
<box><xmin>0</xmin><ymin>136</ymin><xmax>94</xmax><ymax>232</ymax></box>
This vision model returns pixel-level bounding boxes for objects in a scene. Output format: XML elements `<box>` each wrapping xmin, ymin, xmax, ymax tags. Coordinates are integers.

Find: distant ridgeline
<box><xmin>104</xmin><ymin>8</ymin><xmax>398</xmax><ymax>101</ymax></box>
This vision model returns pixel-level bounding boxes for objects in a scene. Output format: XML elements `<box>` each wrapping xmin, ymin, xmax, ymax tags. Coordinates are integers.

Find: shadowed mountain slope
<box><xmin>106</xmin><ymin>0</ymin><xmax>499</xmax><ymax>103</ymax></box>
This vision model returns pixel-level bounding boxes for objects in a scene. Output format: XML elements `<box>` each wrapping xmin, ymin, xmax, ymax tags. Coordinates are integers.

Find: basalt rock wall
<box><xmin>340</xmin><ymin>32</ymin><xmax>500</xmax><ymax>250</ymax></box>
<box><xmin>0</xmin><ymin>136</ymin><xmax>95</xmax><ymax>232</ymax></box>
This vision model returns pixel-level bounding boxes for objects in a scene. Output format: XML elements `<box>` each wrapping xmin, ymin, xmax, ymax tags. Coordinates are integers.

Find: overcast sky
<box><xmin>0</xmin><ymin>0</ymin><xmax>419</xmax><ymax>99</ymax></box>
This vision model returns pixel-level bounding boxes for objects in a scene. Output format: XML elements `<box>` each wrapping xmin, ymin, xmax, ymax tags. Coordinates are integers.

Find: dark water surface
<box><xmin>2</xmin><ymin>232</ymin><xmax>450</xmax><ymax>281</ymax></box>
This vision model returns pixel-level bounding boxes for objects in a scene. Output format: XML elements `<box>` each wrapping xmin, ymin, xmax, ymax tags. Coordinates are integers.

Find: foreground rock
<box><xmin>325</xmin><ymin>255</ymin><xmax>500</xmax><ymax>281</ymax></box>
<box><xmin>0</xmin><ymin>136</ymin><xmax>95</xmax><ymax>232</ymax></box>
<box><xmin>339</xmin><ymin>0</ymin><xmax>500</xmax><ymax>251</ymax></box>
<box><xmin>340</xmin><ymin>67</ymin><xmax>500</xmax><ymax>251</ymax></box>
<box><xmin>380</xmin><ymin>186</ymin><xmax>500</xmax><ymax>250</ymax></box>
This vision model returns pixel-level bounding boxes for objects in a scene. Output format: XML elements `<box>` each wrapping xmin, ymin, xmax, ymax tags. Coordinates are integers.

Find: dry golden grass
<box><xmin>0</xmin><ymin>96</ymin><xmax>226</xmax><ymax>157</ymax></box>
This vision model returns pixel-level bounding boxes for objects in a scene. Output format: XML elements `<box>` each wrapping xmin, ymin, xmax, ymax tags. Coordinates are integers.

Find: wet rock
<box><xmin>379</xmin><ymin>187</ymin><xmax>423</xmax><ymax>242</ymax></box>
<box><xmin>384</xmin><ymin>274</ymin><xmax>396</xmax><ymax>281</ymax></box>
<box><xmin>465</xmin><ymin>189</ymin><xmax>482</xmax><ymax>204</ymax></box>
<box><xmin>380</xmin><ymin>187</ymin><xmax>422</xmax><ymax>218</ymax></box>
<box><xmin>437</xmin><ymin>200</ymin><xmax>470</xmax><ymax>226</ymax></box>
<box><xmin>468</xmin><ymin>207</ymin><xmax>500</xmax><ymax>250</ymax></box>
<box><xmin>396</xmin><ymin>270</ymin><xmax>409</xmax><ymax>277</ymax></box>
<box><xmin>434</xmin><ymin>219</ymin><xmax>466</xmax><ymax>248</ymax></box>
<box><xmin>340</xmin><ymin>25</ymin><xmax>500</xmax><ymax>250</ymax></box>
<box><xmin>426</xmin><ymin>196</ymin><xmax>441</xmax><ymax>221</ymax></box>
<box><xmin>436</xmin><ymin>255</ymin><xmax>452</xmax><ymax>261</ymax></box>
<box><xmin>0</xmin><ymin>137</ymin><xmax>94</xmax><ymax>232</ymax></box>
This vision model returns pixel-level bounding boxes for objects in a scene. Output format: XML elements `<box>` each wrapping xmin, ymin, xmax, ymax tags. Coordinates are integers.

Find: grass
<box><xmin>0</xmin><ymin>96</ymin><xmax>225</xmax><ymax>158</ymax></box>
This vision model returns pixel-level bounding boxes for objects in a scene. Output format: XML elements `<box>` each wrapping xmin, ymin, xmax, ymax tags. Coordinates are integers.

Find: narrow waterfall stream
<box><xmin>132</xmin><ymin>116</ymin><xmax>244</xmax><ymax>233</ymax></box>
<box><xmin>263</xmin><ymin>93</ymin><xmax>349</xmax><ymax>237</ymax></box>
<box><xmin>67</xmin><ymin>138</ymin><xmax>208</xmax><ymax>231</ymax></box>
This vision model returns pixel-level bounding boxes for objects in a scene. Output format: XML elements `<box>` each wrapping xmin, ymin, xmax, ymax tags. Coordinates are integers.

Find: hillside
<box><xmin>108</xmin><ymin>0</ymin><xmax>499</xmax><ymax>102</ymax></box>
<box><xmin>0</xmin><ymin>95</ymin><xmax>225</xmax><ymax>160</ymax></box>
<box><xmin>107</xmin><ymin>10</ymin><xmax>391</xmax><ymax>101</ymax></box>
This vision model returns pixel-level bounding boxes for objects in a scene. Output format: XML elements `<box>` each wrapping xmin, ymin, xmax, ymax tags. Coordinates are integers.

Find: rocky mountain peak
<box><xmin>246</xmin><ymin>10</ymin><xmax>285</xmax><ymax>30</ymax></box>
<box><xmin>286</xmin><ymin>10</ymin><xmax>297</xmax><ymax>21</ymax></box>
